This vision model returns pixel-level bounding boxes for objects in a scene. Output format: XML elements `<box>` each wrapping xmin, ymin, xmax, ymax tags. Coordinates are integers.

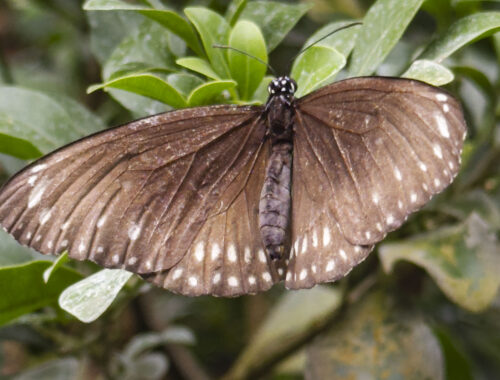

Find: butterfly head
<box><xmin>268</xmin><ymin>76</ymin><xmax>297</xmax><ymax>99</ymax></box>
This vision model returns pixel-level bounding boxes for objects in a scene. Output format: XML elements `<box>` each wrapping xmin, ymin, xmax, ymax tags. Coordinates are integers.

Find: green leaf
<box><xmin>302</xmin><ymin>20</ymin><xmax>362</xmax><ymax>57</ymax></box>
<box><xmin>0</xmin><ymin>261</ymin><xmax>82</xmax><ymax>326</ymax></box>
<box><xmin>240</xmin><ymin>1</ymin><xmax>311</xmax><ymax>52</ymax></box>
<box><xmin>59</xmin><ymin>269</ymin><xmax>133</xmax><ymax>323</ymax></box>
<box><xmin>122</xmin><ymin>326</ymin><xmax>195</xmax><ymax>359</ymax></box>
<box><xmin>379</xmin><ymin>214</ymin><xmax>500</xmax><ymax>312</ymax></box>
<box><xmin>176</xmin><ymin>57</ymin><xmax>221</xmax><ymax>80</ymax></box>
<box><xmin>43</xmin><ymin>252</ymin><xmax>69</xmax><ymax>284</ymax></box>
<box><xmin>84</xmin><ymin>0</ymin><xmax>203</xmax><ymax>56</ymax></box>
<box><xmin>291</xmin><ymin>46</ymin><xmax>346</xmax><ymax>98</ymax></box>
<box><xmin>402</xmin><ymin>59</ymin><xmax>454</xmax><ymax>86</ymax></box>
<box><xmin>226</xmin><ymin>286</ymin><xmax>341</xmax><ymax>379</ymax></box>
<box><xmin>349</xmin><ymin>0</ymin><xmax>424</xmax><ymax>76</ymax></box>
<box><xmin>307</xmin><ymin>291</ymin><xmax>444</xmax><ymax>379</ymax></box>
<box><xmin>0</xmin><ymin>229</ymin><xmax>41</xmax><ymax>267</ymax></box>
<box><xmin>0</xmin><ymin>86</ymin><xmax>105</xmax><ymax>157</ymax></box>
<box><xmin>228</xmin><ymin>20</ymin><xmax>268</xmax><ymax>100</ymax></box>
<box><xmin>187</xmin><ymin>80</ymin><xmax>237</xmax><ymax>107</ymax></box>
<box><xmin>452</xmin><ymin>65</ymin><xmax>497</xmax><ymax>103</ymax></box>
<box><xmin>166</xmin><ymin>73</ymin><xmax>204</xmax><ymax>97</ymax></box>
<box><xmin>102</xmin><ymin>20</ymin><xmax>178</xmax><ymax>116</ymax></box>
<box><xmin>420</xmin><ymin>12</ymin><xmax>500</xmax><ymax>62</ymax></box>
<box><xmin>434</xmin><ymin>327</ymin><xmax>474</xmax><ymax>380</ymax></box>
<box><xmin>12</xmin><ymin>357</ymin><xmax>79</xmax><ymax>380</ymax></box>
<box><xmin>185</xmin><ymin>7</ymin><xmax>231</xmax><ymax>79</ymax></box>
<box><xmin>89</xmin><ymin>73</ymin><xmax>187</xmax><ymax>109</ymax></box>
<box><xmin>87</xmin><ymin>10</ymin><xmax>145</xmax><ymax>65</ymax></box>
<box><xmin>226</xmin><ymin>0</ymin><xmax>248</xmax><ymax>26</ymax></box>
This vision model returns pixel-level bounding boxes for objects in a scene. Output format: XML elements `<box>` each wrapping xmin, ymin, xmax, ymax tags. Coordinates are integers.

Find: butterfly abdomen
<box><xmin>259</xmin><ymin>142</ymin><xmax>292</xmax><ymax>260</ymax></box>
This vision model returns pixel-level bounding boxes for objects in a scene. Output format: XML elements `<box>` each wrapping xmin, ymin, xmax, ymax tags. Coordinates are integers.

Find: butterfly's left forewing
<box><xmin>0</xmin><ymin>105</ymin><xmax>278</xmax><ymax>293</ymax></box>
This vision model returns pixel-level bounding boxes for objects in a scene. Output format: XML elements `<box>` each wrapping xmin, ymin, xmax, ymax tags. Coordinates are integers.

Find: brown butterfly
<box><xmin>0</xmin><ymin>76</ymin><xmax>466</xmax><ymax>297</ymax></box>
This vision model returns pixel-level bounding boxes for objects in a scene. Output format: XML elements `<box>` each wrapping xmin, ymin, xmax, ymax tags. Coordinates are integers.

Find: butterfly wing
<box><xmin>286</xmin><ymin>77</ymin><xmax>466</xmax><ymax>288</ymax></box>
<box><xmin>144</xmin><ymin>140</ymin><xmax>288</xmax><ymax>297</ymax></box>
<box><xmin>0</xmin><ymin>105</ymin><xmax>279</xmax><ymax>290</ymax></box>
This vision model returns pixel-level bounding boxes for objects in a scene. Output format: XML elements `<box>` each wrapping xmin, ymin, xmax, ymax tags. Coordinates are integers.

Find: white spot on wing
<box><xmin>188</xmin><ymin>276</ymin><xmax>198</xmax><ymax>287</ymax></box>
<box><xmin>436</xmin><ymin>93</ymin><xmax>448</xmax><ymax>102</ymax></box>
<box><xmin>211</xmin><ymin>243</ymin><xmax>221</xmax><ymax>260</ymax></box>
<box><xmin>365</xmin><ymin>231</ymin><xmax>371</xmax><ymax>239</ymax></box>
<box><xmin>339</xmin><ymin>249</ymin><xmax>347</xmax><ymax>261</ymax></box>
<box><xmin>97</xmin><ymin>246</ymin><xmax>104</xmax><ymax>254</ymax></box>
<box><xmin>28</xmin><ymin>175</ymin><xmax>37</xmax><ymax>186</ymax></box>
<box><xmin>213</xmin><ymin>273</ymin><xmax>221</xmax><ymax>284</ymax></box>
<box><xmin>372</xmin><ymin>192</ymin><xmax>379</xmax><ymax>205</ymax></box>
<box><xmin>128</xmin><ymin>257</ymin><xmax>137</xmax><ymax>265</ymax></box>
<box><xmin>78</xmin><ymin>242</ymin><xmax>85</xmax><ymax>253</ymax></box>
<box><xmin>262</xmin><ymin>272</ymin><xmax>272</xmax><ymax>282</ymax></box>
<box><xmin>299</xmin><ymin>269</ymin><xmax>307</xmax><ymax>280</ymax></box>
<box><xmin>194</xmin><ymin>242</ymin><xmax>204</xmax><ymax>262</ymax></box>
<box><xmin>434</xmin><ymin>178</ymin><xmax>441</xmax><ymax>187</ymax></box>
<box><xmin>418</xmin><ymin>162</ymin><xmax>427</xmax><ymax>172</ymax></box>
<box><xmin>312</xmin><ymin>265</ymin><xmax>317</xmax><ymax>273</ymax></box>
<box><xmin>301</xmin><ymin>236</ymin><xmax>308</xmax><ymax>254</ymax></box>
<box><xmin>286</xmin><ymin>272</ymin><xmax>291</xmax><ymax>281</ymax></box>
<box><xmin>326</xmin><ymin>260</ymin><xmax>335</xmax><ymax>272</ymax></box>
<box><xmin>128</xmin><ymin>224</ymin><xmax>141</xmax><ymax>241</ymax></box>
<box><xmin>227</xmin><ymin>244</ymin><xmax>237</xmax><ymax>262</ymax></box>
<box><xmin>28</xmin><ymin>181</ymin><xmax>48</xmax><ymax>208</ymax></box>
<box><xmin>61</xmin><ymin>240</ymin><xmax>68</xmax><ymax>248</ymax></box>
<box><xmin>31</xmin><ymin>164</ymin><xmax>47</xmax><ymax>173</ymax></box>
<box><xmin>112</xmin><ymin>254</ymin><xmax>119</xmax><ymax>263</ymax></box>
<box><xmin>97</xmin><ymin>215</ymin><xmax>106</xmax><ymax>228</ymax></box>
<box><xmin>435</xmin><ymin>113</ymin><xmax>450</xmax><ymax>138</ymax></box>
<box><xmin>248</xmin><ymin>275</ymin><xmax>256</xmax><ymax>285</ymax></box>
<box><xmin>39</xmin><ymin>208</ymin><xmax>52</xmax><ymax>225</ymax></box>
<box><xmin>433</xmin><ymin>144</ymin><xmax>443</xmax><ymax>159</ymax></box>
<box><xmin>394</xmin><ymin>167</ymin><xmax>402</xmax><ymax>181</ymax></box>
<box><xmin>228</xmin><ymin>276</ymin><xmax>238</xmax><ymax>287</ymax></box>
<box><xmin>443</xmin><ymin>103</ymin><xmax>450</xmax><ymax>113</ymax></box>
<box><xmin>258</xmin><ymin>249</ymin><xmax>266</xmax><ymax>263</ymax></box>
<box><xmin>323</xmin><ymin>227</ymin><xmax>331</xmax><ymax>247</ymax></box>
<box><xmin>387</xmin><ymin>215</ymin><xmax>394</xmax><ymax>225</ymax></box>
<box><xmin>244</xmin><ymin>247</ymin><xmax>251</xmax><ymax>263</ymax></box>
<box><xmin>172</xmin><ymin>268</ymin><xmax>183</xmax><ymax>280</ymax></box>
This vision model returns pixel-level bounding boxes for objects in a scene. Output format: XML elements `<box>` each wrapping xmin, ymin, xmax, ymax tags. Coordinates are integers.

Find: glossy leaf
<box><xmin>379</xmin><ymin>214</ymin><xmax>500</xmax><ymax>312</ymax></box>
<box><xmin>291</xmin><ymin>46</ymin><xmax>346</xmax><ymax>97</ymax></box>
<box><xmin>402</xmin><ymin>59</ymin><xmax>454</xmax><ymax>86</ymax></box>
<box><xmin>252</xmin><ymin>75</ymin><xmax>274</xmax><ymax>104</ymax></box>
<box><xmin>101</xmin><ymin>20</ymin><xmax>177</xmax><ymax>116</ymax></box>
<box><xmin>187</xmin><ymin>80</ymin><xmax>236</xmax><ymax>106</ymax></box>
<box><xmin>350</xmin><ymin>0</ymin><xmax>424</xmax><ymax>76</ymax></box>
<box><xmin>43</xmin><ymin>252</ymin><xmax>69</xmax><ymax>284</ymax></box>
<box><xmin>240</xmin><ymin>1</ymin><xmax>310</xmax><ymax>52</ymax></box>
<box><xmin>89</xmin><ymin>74</ymin><xmax>187</xmax><ymax>109</ymax></box>
<box><xmin>226</xmin><ymin>286</ymin><xmax>341</xmax><ymax>379</ymax></box>
<box><xmin>0</xmin><ymin>87</ymin><xmax>104</xmax><ymax>157</ymax></box>
<box><xmin>0</xmin><ymin>261</ymin><xmax>82</xmax><ymax>326</ymax></box>
<box><xmin>228</xmin><ymin>20</ymin><xmax>268</xmax><ymax>100</ymax></box>
<box><xmin>83</xmin><ymin>0</ymin><xmax>203</xmax><ymax>56</ymax></box>
<box><xmin>185</xmin><ymin>7</ymin><xmax>231</xmax><ymax>79</ymax></box>
<box><xmin>302</xmin><ymin>20</ymin><xmax>362</xmax><ymax>57</ymax></box>
<box><xmin>306</xmin><ymin>291</ymin><xmax>444</xmax><ymax>379</ymax></box>
<box><xmin>420</xmin><ymin>12</ymin><xmax>500</xmax><ymax>62</ymax></box>
<box><xmin>59</xmin><ymin>269</ymin><xmax>133</xmax><ymax>323</ymax></box>
<box><xmin>226</xmin><ymin>0</ymin><xmax>248</xmax><ymax>26</ymax></box>
<box><xmin>176</xmin><ymin>57</ymin><xmax>221</xmax><ymax>80</ymax></box>
<box><xmin>0</xmin><ymin>229</ymin><xmax>41</xmax><ymax>267</ymax></box>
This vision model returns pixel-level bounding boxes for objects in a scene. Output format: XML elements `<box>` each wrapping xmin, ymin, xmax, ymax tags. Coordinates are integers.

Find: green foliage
<box><xmin>0</xmin><ymin>0</ymin><xmax>500</xmax><ymax>379</ymax></box>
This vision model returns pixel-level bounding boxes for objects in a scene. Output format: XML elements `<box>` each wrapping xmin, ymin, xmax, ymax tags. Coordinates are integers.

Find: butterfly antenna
<box><xmin>292</xmin><ymin>21</ymin><xmax>363</xmax><ymax>61</ymax></box>
<box><xmin>213</xmin><ymin>44</ymin><xmax>277</xmax><ymax>76</ymax></box>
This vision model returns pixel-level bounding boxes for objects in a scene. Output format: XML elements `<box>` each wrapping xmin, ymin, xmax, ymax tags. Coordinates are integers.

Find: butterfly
<box><xmin>0</xmin><ymin>76</ymin><xmax>466</xmax><ymax>297</ymax></box>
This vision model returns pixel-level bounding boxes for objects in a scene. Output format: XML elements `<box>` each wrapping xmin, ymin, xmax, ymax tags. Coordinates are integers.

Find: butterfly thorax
<box><xmin>259</xmin><ymin>77</ymin><xmax>296</xmax><ymax>260</ymax></box>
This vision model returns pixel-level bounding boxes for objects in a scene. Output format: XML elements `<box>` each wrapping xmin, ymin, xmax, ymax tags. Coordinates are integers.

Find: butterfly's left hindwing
<box><xmin>0</xmin><ymin>105</ymin><xmax>272</xmax><ymax>288</ymax></box>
